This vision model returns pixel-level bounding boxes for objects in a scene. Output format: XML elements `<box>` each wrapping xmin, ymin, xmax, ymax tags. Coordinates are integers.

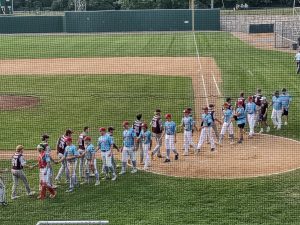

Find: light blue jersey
<box><xmin>138</xmin><ymin>130</ymin><xmax>152</xmax><ymax>144</ymax></box>
<box><xmin>64</xmin><ymin>145</ymin><xmax>79</xmax><ymax>162</ymax></box>
<box><xmin>280</xmin><ymin>94</ymin><xmax>291</xmax><ymax>109</ymax></box>
<box><xmin>181</xmin><ymin>116</ymin><xmax>195</xmax><ymax>131</ymax></box>
<box><xmin>272</xmin><ymin>96</ymin><xmax>282</xmax><ymax>110</ymax></box>
<box><xmin>245</xmin><ymin>102</ymin><xmax>256</xmax><ymax>114</ymax></box>
<box><xmin>164</xmin><ymin>121</ymin><xmax>176</xmax><ymax>135</ymax></box>
<box><xmin>85</xmin><ymin>144</ymin><xmax>96</xmax><ymax>160</ymax></box>
<box><xmin>98</xmin><ymin>134</ymin><xmax>113</xmax><ymax>152</ymax></box>
<box><xmin>223</xmin><ymin>109</ymin><xmax>233</xmax><ymax>123</ymax></box>
<box><xmin>202</xmin><ymin>113</ymin><xmax>213</xmax><ymax>127</ymax></box>
<box><xmin>123</xmin><ymin>128</ymin><xmax>136</xmax><ymax>148</ymax></box>
<box><xmin>236</xmin><ymin>107</ymin><xmax>246</xmax><ymax>124</ymax></box>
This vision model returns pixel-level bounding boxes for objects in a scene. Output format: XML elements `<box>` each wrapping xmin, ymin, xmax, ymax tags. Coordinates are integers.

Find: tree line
<box><xmin>11</xmin><ymin>0</ymin><xmax>296</xmax><ymax>11</ymax></box>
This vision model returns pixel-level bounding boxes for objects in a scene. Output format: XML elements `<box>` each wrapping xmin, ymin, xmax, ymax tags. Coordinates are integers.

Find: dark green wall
<box><xmin>0</xmin><ymin>16</ymin><xmax>64</xmax><ymax>33</ymax></box>
<box><xmin>0</xmin><ymin>9</ymin><xmax>220</xmax><ymax>33</ymax></box>
<box><xmin>65</xmin><ymin>9</ymin><xmax>220</xmax><ymax>33</ymax></box>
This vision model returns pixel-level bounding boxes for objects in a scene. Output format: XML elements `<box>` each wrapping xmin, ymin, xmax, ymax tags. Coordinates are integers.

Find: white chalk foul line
<box><xmin>193</xmin><ymin>32</ymin><xmax>209</xmax><ymax>106</ymax></box>
<box><xmin>212</xmin><ymin>72</ymin><xmax>221</xmax><ymax>96</ymax></box>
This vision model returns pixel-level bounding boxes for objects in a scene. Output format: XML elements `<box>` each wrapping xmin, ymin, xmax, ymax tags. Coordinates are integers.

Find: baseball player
<box><xmin>280</xmin><ymin>88</ymin><xmax>292</xmax><ymax>126</ymax></box>
<box><xmin>132</xmin><ymin>114</ymin><xmax>143</xmax><ymax>164</ymax></box>
<box><xmin>108</xmin><ymin>126</ymin><xmax>120</xmax><ymax>171</ymax></box>
<box><xmin>41</xmin><ymin>134</ymin><xmax>56</xmax><ymax>189</ymax></box>
<box><xmin>36</xmin><ymin>144</ymin><xmax>56</xmax><ymax>200</ymax></box>
<box><xmin>253</xmin><ymin>89</ymin><xmax>263</xmax><ymax>125</ymax></box>
<box><xmin>120</xmin><ymin>121</ymin><xmax>137</xmax><ymax>175</ymax></box>
<box><xmin>82</xmin><ymin>136</ymin><xmax>100</xmax><ymax>185</ymax></box>
<box><xmin>55</xmin><ymin>129</ymin><xmax>72</xmax><ymax>183</ymax></box>
<box><xmin>98</xmin><ymin>127</ymin><xmax>117</xmax><ymax>181</ymax></box>
<box><xmin>196</xmin><ymin>107</ymin><xmax>215</xmax><ymax>152</ymax></box>
<box><xmin>295</xmin><ymin>49</ymin><xmax>300</xmax><ymax>74</ymax></box>
<box><xmin>235</xmin><ymin>101</ymin><xmax>246</xmax><ymax>143</ymax></box>
<box><xmin>208</xmin><ymin>104</ymin><xmax>222</xmax><ymax>140</ymax></box>
<box><xmin>271</xmin><ymin>91</ymin><xmax>283</xmax><ymax>130</ymax></box>
<box><xmin>11</xmin><ymin>145</ymin><xmax>35</xmax><ymax>200</ymax></box>
<box><xmin>0</xmin><ymin>168</ymin><xmax>8</xmax><ymax>206</ymax></box>
<box><xmin>236</xmin><ymin>92</ymin><xmax>245</xmax><ymax>108</ymax></box>
<box><xmin>245</xmin><ymin>96</ymin><xmax>257</xmax><ymax>137</ymax></box>
<box><xmin>58</xmin><ymin>137</ymin><xmax>80</xmax><ymax>193</ymax></box>
<box><xmin>150</xmin><ymin>109</ymin><xmax>163</xmax><ymax>158</ymax></box>
<box><xmin>163</xmin><ymin>114</ymin><xmax>179</xmax><ymax>162</ymax></box>
<box><xmin>77</xmin><ymin>126</ymin><xmax>89</xmax><ymax>180</ymax></box>
<box><xmin>219</xmin><ymin>102</ymin><xmax>234</xmax><ymax>145</ymax></box>
<box><xmin>137</xmin><ymin>123</ymin><xmax>152</xmax><ymax>170</ymax></box>
<box><xmin>180</xmin><ymin>109</ymin><xmax>197</xmax><ymax>156</ymax></box>
<box><xmin>259</xmin><ymin>97</ymin><xmax>270</xmax><ymax>133</ymax></box>
<box><xmin>222</xmin><ymin>97</ymin><xmax>233</xmax><ymax>111</ymax></box>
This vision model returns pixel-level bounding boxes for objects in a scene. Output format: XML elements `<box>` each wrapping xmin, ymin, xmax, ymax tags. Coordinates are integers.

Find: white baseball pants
<box><xmin>271</xmin><ymin>109</ymin><xmax>282</xmax><ymax>129</ymax></box>
<box><xmin>184</xmin><ymin>130</ymin><xmax>196</xmax><ymax>155</ymax></box>
<box><xmin>101</xmin><ymin>151</ymin><xmax>113</xmax><ymax>168</ymax></box>
<box><xmin>142</xmin><ymin>143</ymin><xmax>151</xmax><ymax>169</ymax></box>
<box><xmin>220</xmin><ymin>122</ymin><xmax>234</xmax><ymax>135</ymax></box>
<box><xmin>197</xmin><ymin>127</ymin><xmax>215</xmax><ymax>149</ymax></box>
<box><xmin>122</xmin><ymin>147</ymin><xmax>136</xmax><ymax>163</ymax></box>
<box><xmin>247</xmin><ymin>114</ymin><xmax>255</xmax><ymax>135</ymax></box>
<box><xmin>0</xmin><ymin>177</ymin><xmax>6</xmax><ymax>203</ymax></box>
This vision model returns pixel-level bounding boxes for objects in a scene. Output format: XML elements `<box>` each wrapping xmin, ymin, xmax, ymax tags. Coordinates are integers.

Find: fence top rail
<box><xmin>36</xmin><ymin>221</ymin><xmax>109</xmax><ymax>225</ymax></box>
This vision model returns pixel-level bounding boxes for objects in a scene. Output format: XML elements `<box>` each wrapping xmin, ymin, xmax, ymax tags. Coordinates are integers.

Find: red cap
<box><xmin>84</xmin><ymin>136</ymin><xmax>91</xmax><ymax>141</ymax></box>
<box><xmin>99</xmin><ymin>127</ymin><xmax>106</xmax><ymax>132</ymax></box>
<box><xmin>183</xmin><ymin>109</ymin><xmax>189</xmax><ymax>113</ymax></box>
<box><xmin>248</xmin><ymin>96</ymin><xmax>253</xmax><ymax>101</ymax></box>
<box><xmin>123</xmin><ymin>121</ymin><xmax>129</xmax><ymax>126</ymax></box>
<box><xmin>223</xmin><ymin>102</ymin><xmax>229</xmax><ymax>107</ymax></box>
<box><xmin>202</xmin><ymin>107</ymin><xmax>209</xmax><ymax>110</ymax></box>
<box><xmin>141</xmin><ymin>123</ymin><xmax>148</xmax><ymax>129</ymax></box>
<box><xmin>64</xmin><ymin>137</ymin><xmax>72</xmax><ymax>143</ymax></box>
<box><xmin>165</xmin><ymin>113</ymin><xmax>172</xmax><ymax>119</ymax></box>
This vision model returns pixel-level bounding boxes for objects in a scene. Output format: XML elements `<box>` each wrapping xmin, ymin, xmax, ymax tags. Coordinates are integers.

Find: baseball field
<box><xmin>1</xmin><ymin>31</ymin><xmax>300</xmax><ymax>224</ymax></box>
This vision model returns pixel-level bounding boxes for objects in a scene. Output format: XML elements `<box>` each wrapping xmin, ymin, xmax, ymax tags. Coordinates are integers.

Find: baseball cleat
<box><xmin>259</xmin><ymin>128</ymin><xmax>263</xmax><ymax>134</ymax></box>
<box><xmin>211</xmin><ymin>148</ymin><xmax>215</xmax><ymax>152</ymax></box>
<box><xmin>164</xmin><ymin>159</ymin><xmax>171</xmax><ymax>163</ymax></box>
<box><xmin>28</xmin><ymin>191</ymin><xmax>36</xmax><ymax>196</ymax></box>
<box><xmin>266</xmin><ymin>126</ymin><xmax>270</xmax><ymax>132</ymax></box>
<box><xmin>1</xmin><ymin>202</ymin><xmax>8</xmax><ymax>206</ymax></box>
<box><xmin>95</xmin><ymin>180</ymin><xmax>100</xmax><ymax>186</ymax></box>
<box><xmin>49</xmin><ymin>192</ymin><xmax>57</xmax><ymax>199</ymax></box>
<box><xmin>11</xmin><ymin>196</ymin><xmax>20</xmax><ymax>200</ymax></box>
<box><xmin>119</xmin><ymin>171</ymin><xmax>126</xmax><ymax>175</ymax></box>
<box><xmin>65</xmin><ymin>188</ymin><xmax>74</xmax><ymax>193</ymax></box>
<box><xmin>237</xmin><ymin>139</ymin><xmax>243</xmax><ymax>144</ymax></box>
<box><xmin>111</xmin><ymin>174</ymin><xmax>117</xmax><ymax>181</ymax></box>
<box><xmin>175</xmin><ymin>154</ymin><xmax>179</xmax><ymax>160</ymax></box>
<box><xmin>131</xmin><ymin>168</ymin><xmax>138</xmax><ymax>174</ymax></box>
<box><xmin>157</xmin><ymin>154</ymin><xmax>162</xmax><ymax>158</ymax></box>
<box><xmin>284</xmin><ymin>122</ymin><xmax>288</xmax><ymax>126</ymax></box>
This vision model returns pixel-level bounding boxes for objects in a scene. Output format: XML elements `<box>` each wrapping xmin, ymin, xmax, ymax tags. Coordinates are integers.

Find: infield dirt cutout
<box><xmin>0</xmin><ymin>95</ymin><xmax>39</xmax><ymax>110</ymax></box>
<box><xmin>1</xmin><ymin>56</ymin><xmax>300</xmax><ymax>179</ymax></box>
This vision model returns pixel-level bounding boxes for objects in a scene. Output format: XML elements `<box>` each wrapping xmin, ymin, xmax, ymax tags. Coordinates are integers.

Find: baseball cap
<box><xmin>165</xmin><ymin>113</ymin><xmax>172</xmax><ymax>119</ymax></box>
<box><xmin>274</xmin><ymin>90</ymin><xmax>279</xmax><ymax>95</ymax></box>
<box><xmin>141</xmin><ymin>123</ymin><xmax>148</xmax><ymax>128</ymax></box>
<box><xmin>41</xmin><ymin>134</ymin><xmax>49</xmax><ymax>141</ymax></box>
<box><xmin>99</xmin><ymin>127</ymin><xmax>106</xmax><ymax>132</ymax></box>
<box><xmin>84</xmin><ymin>136</ymin><xmax>91</xmax><ymax>142</ymax></box>
<box><xmin>282</xmin><ymin>88</ymin><xmax>287</xmax><ymax>92</ymax></box>
<box><xmin>183</xmin><ymin>109</ymin><xmax>189</xmax><ymax>113</ymax></box>
<box><xmin>123</xmin><ymin>121</ymin><xmax>129</xmax><ymax>126</ymax></box>
<box><xmin>237</xmin><ymin>100</ymin><xmax>243</xmax><ymax>106</ymax></box>
<box><xmin>209</xmin><ymin>104</ymin><xmax>215</xmax><ymax>108</ymax></box>
<box><xmin>202</xmin><ymin>106</ymin><xmax>209</xmax><ymax>110</ymax></box>
<box><xmin>108</xmin><ymin>126</ymin><xmax>115</xmax><ymax>132</ymax></box>
<box><xmin>248</xmin><ymin>96</ymin><xmax>253</xmax><ymax>100</ymax></box>
<box><xmin>154</xmin><ymin>109</ymin><xmax>161</xmax><ymax>114</ymax></box>
<box><xmin>64</xmin><ymin>137</ymin><xmax>72</xmax><ymax>143</ymax></box>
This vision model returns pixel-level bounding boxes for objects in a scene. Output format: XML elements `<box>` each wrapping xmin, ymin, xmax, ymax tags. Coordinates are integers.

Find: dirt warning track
<box><xmin>0</xmin><ymin>56</ymin><xmax>300</xmax><ymax>179</ymax></box>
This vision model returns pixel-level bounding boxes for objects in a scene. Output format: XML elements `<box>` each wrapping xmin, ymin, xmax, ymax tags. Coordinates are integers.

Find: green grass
<box><xmin>0</xmin><ymin>32</ymin><xmax>300</xmax><ymax>224</ymax></box>
<box><xmin>1</xmin><ymin>160</ymin><xmax>300</xmax><ymax>225</ymax></box>
<box><xmin>0</xmin><ymin>75</ymin><xmax>193</xmax><ymax>149</ymax></box>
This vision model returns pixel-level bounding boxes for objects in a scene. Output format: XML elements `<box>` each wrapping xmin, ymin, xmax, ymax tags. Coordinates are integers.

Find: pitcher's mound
<box><xmin>0</xmin><ymin>95</ymin><xmax>39</xmax><ymax>110</ymax></box>
<box><xmin>140</xmin><ymin>133</ymin><xmax>300</xmax><ymax>179</ymax></box>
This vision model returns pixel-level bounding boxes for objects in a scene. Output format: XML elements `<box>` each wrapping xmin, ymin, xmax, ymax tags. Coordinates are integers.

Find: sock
<box><xmin>122</xmin><ymin>162</ymin><xmax>127</xmax><ymax>172</ymax></box>
<box><xmin>229</xmin><ymin>134</ymin><xmax>234</xmax><ymax>140</ymax></box>
<box><xmin>166</xmin><ymin>149</ymin><xmax>170</xmax><ymax>159</ymax></box>
<box><xmin>132</xmin><ymin>161</ymin><xmax>137</xmax><ymax>169</ymax></box>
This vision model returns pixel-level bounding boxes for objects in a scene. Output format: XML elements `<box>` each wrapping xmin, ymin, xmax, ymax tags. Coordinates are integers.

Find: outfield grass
<box><xmin>1</xmin><ymin>160</ymin><xmax>300</xmax><ymax>225</ymax></box>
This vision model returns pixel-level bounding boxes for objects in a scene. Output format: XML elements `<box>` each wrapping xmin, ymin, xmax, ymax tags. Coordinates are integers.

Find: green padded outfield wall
<box><xmin>0</xmin><ymin>16</ymin><xmax>64</xmax><ymax>33</ymax></box>
<box><xmin>65</xmin><ymin>9</ymin><xmax>220</xmax><ymax>33</ymax></box>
